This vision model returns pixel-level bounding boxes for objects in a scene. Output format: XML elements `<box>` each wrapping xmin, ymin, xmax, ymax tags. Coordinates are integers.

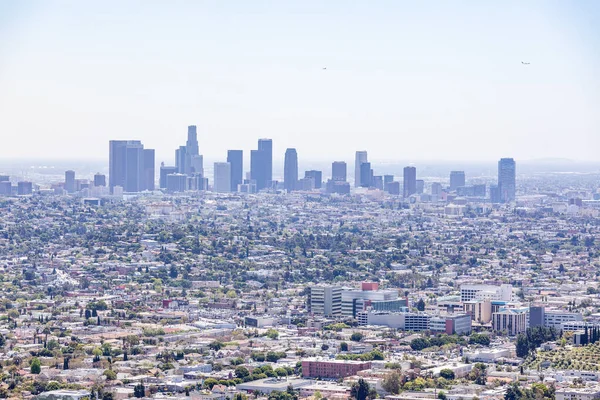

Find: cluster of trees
<box><xmin>382</xmin><ymin>372</ymin><xmax>451</xmax><ymax>395</ymax></box>
<box><xmin>250</xmin><ymin>351</ymin><xmax>287</xmax><ymax>363</ymax></box>
<box><xmin>234</xmin><ymin>365</ymin><xmax>295</xmax><ymax>382</ymax></box>
<box><xmin>324</xmin><ymin>323</ymin><xmax>350</xmax><ymax>332</ymax></box>
<box><xmin>578</xmin><ymin>325</ymin><xmax>600</xmax><ymax>346</ymax></box>
<box><xmin>469</xmin><ymin>333</ymin><xmax>491</xmax><ymax>346</ymax></box>
<box><xmin>336</xmin><ymin>349</ymin><xmax>384</xmax><ymax>361</ymax></box>
<box><xmin>504</xmin><ymin>382</ymin><xmax>554</xmax><ymax>400</ymax></box>
<box><xmin>410</xmin><ymin>335</ymin><xmax>466</xmax><ymax>351</ymax></box>
<box><xmin>516</xmin><ymin>327</ymin><xmax>558</xmax><ymax>358</ymax></box>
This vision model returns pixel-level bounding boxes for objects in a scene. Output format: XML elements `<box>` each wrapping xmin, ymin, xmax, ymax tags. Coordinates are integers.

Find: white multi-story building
<box><xmin>213</xmin><ymin>162</ymin><xmax>231</xmax><ymax>193</ymax></box>
<box><xmin>544</xmin><ymin>310</ymin><xmax>583</xmax><ymax>329</ymax></box>
<box><xmin>460</xmin><ymin>283</ymin><xmax>514</xmax><ymax>303</ymax></box>
<box><xmin>341</xmin><ymin>288</ymin><xmax>399</xmax><ymax>317</ymax></box>
<box><xmin>308</xmin><ymin>285</ymin><xmax>342</xmax><ymax>317</ymax></box>
<box><xmin>358</xmin><ymin>310</ymin><xmax>429</xmax><ymax>331</ymax></box>
<box><xmin>492</xmin><ymin>307</ymin><xmax>528</xmax><ymax>335</ymax></box>
<box><xmin>556</xmin><ymin>387</ymin><xmax>600</xmax><ymax>400</ymax></box>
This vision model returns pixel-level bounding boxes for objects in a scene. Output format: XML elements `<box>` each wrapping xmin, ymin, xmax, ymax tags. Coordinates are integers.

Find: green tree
<box><xmin>340</xmin><ymin>342</ymin><xmax>349</xmax><ymax>351</ymax></box>
<box><xmin>103</xmin><ymin>369</ymin><xmax>117</xmax><ymax>380</ymax></box>
<box><xmin>410</xmin><ymin>337</ymin><xmax>430</xmax><ymax>351</ymax></box>
<box><xmin>235</xmin><ymin>366</ymin><xmax>250</xmax><ymax>379</ymax></box>
<box><xmin>416</xmin><ymin>298</ymin><xmax>426</xmax><ymax>311</ymax></box>
<box><xmin>204</xmin><ymin>378</ymin><xmax>219</xmax><ymax>389</ymax></box>
<box><xmin>30</xmin><ymin>357</ymin><xmax>41</xmax><ymax>374</ymax></box>
<box><xmin>350</xmin><ymin>332</ymin><xmax>364</xmax><ymax>342</ymax></box>
<box><xmin>439</xmin><ymin>369</ymin><xmax>455</xmax><ymax>380</ymax></box>
<box><xmin>382</xmin><ymin>371</ymin><xmax>402</xmax><ymax>394</ymax></box>
<box><xmin>350</xmin><ymin>378</ymin><xmax>375</xmax><ymax>400</ymax></box>
<box><xmin>134</xmin><ymin>383</ymin><xmax>145</xmax><ymax>398</ymax></box>
<box><xmin>266</xmin><ymin>329</ymin><xmax>279</xmax><ymax>340</ymax></box>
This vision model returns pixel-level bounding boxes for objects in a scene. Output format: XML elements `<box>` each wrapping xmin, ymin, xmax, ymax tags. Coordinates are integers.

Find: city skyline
<box><xmin>1</xmin><ymin>2</ymin><xmax>599</xmax><ymax>162</ymax></box>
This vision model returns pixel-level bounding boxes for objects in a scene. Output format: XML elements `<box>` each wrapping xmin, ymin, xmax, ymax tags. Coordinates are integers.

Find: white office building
<box><xmin>213</xmin><ymin>162</ymin><xmax>231</xmax><ymax>193</ymax></box>
<box><xmin>308</xmin><ymin>285</ymin><xmax>342</xmax><ymax>317</ymax></box>
<box><xmin>460</xmin><ymin>283</ymin><xmax>514</xmax><ymax>303</ymax></box>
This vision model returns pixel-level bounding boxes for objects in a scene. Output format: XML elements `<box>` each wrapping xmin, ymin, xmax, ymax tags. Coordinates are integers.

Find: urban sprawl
<box><xmin>1</xmin><ymin>126</ymin><xmax>599</xmax><ymax>400</ymax></box>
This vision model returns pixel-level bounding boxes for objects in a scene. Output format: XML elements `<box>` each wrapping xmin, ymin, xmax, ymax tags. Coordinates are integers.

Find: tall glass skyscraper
<box><xmin>109</xmin><ymin>140</ymin><xmax>154</xmax><ymax>193</ymax></box>
<box><xmin>498</xmin><ymin>158</ymin><xmax>516</xmax><ymax>203</ymax></box>
<box><xmin>284</xmin><ymin>148</ymin><xmax>298</xmax><ymax>192</ymax></box>
<box><xmin>403</xmin><ymin>166</ymin><xmax>417</xmax><ymax>198</ymax></box>
<box><xmin>354</xmin><ymin>151</ymin><xmax>368</xmax><ymax>187</ymax></box>
<box><xmin>227</xmin><ymin>150</ymin><xmax>243</xmax><ymax>192</ymax></box>
<box><xmin>332</xmin><ymin>161</ymin><xmax>347</xmax><ymax>182</ymax></box>
<box><xmin>65</xmin><ymin>170</ymin><xmax>75</xmax><ymax>193</ymax></box>
<box><xmin>449</xmin><ymin>171</ymin><xmax>465</xmax><ymax>191</ymax></box>
<box><xmin>251</xmin><ymin>139</ymin><xmax>273</xmax><ymax>191</ymax></box>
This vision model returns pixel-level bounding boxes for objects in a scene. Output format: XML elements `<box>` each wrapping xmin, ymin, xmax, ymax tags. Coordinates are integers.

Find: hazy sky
<box><xmin>0</xmin><ymin>1</ymin><xmax>599</xmax><ymax>164</ymax></box>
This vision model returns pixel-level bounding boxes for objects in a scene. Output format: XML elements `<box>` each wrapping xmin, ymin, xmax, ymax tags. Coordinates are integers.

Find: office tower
<box><xmin>250</xmin><ymin>150</ymin><xmax>263</xmax><ymax>190</ymax></box>
<box><xmin>490</xmin><ymin>184</ymin><xmax>501</xmax><ymax>203</ymax></box>
<box><xmin>373</xmin><ymin>175</ymin><xmax>383</xmax><ymax>190</ymax></box>
<box><xmin>213</xmin><ymin>162</ymin><xmax>231</xmax><ymax>193</ymax></box>
<box><xmin>187</xmin><ymin>175</ymin><xmax>207</xmax><ymax>191</ymax></box>
<box><xmin>473</xmin><ymin>184</ymin><xmax>486</xmax><ymax>197</ymax></box>
<box><xmin>109</xmin><ymin>140</ymin><xmax>152</xmax><ymax>193</ymax></box>
<box><xmin>304</xmin><ymin>170</ymin><xmax>322</xmax><ymax>189</ymax></box>
<box><xmin>403</xmin><ymin>166</ymin><xmax>417</xmax><ymax>198</ymax></box>
<box><xmin>308</xmin><ymin>285</ymin><xmax>342</xmax><ymax>317</ymax></box>
<box><xmin>0</xmin><ymin>181</ymin><xmax>12</xmax><ymax>195</ymax></box>
<box><xmin>65</xmin><ymin>170</ymin><xmax>75</xmax><ymax>193</ymax></box>
<box><xmin>387</xmin><ymin>181</ymin><xmax>400</xmax><ymax>195</ymax></box>
<box><xmin>0</xmin><ymin>176</ymin><xmax>8</xmax><ymax>182</ymax></box>
<box><xmin>354</xmin><ymin>151</ymin><xmax>368</xmax><ymax>187</ymax></box>
<box><xmin>384</xmin><ymin>176</ymin><xmax>395</xmax><ymax>193</ymax></box>
<box><xmin>190</xmin><ymin>155</ymin><xmax>203</xmax><ymax>176</ymax></box>
<box><xmin>175</xmin><ymin>145</ymin><xmax>187</xmax><ymax>174</ymax></box>
<box><xmin>166</xmin><ymin>173</ymin><xmax>188</xmax><ymax>193</ymax></box>
<box><xmin>250</xmin><ymin>139</ymin><xmax>273</xmax><ymax>191</ymax></box>
<box><xmin>17</xmin><ymin>181</ymin><xmax>33</xmax><ymax>195</ymax></box>
<box><xmin>227</xmin><ymin>150</ymin><xmax>243</xmax><ymax>192</ymax></box>
<box><xmin>143</xmin><ymin>149</ymin><xmax>155</xmax><ymax>191</ymax></box>
<box><xmin>450</xmin><ymin>171</ymin><xmax>466</xmax><ymax>191</ymax></box>
<box><xmin>431</xmin><ymin>182</ymin><xmax>442</xmax><ymax>196</ymax></box>
<box><xmin>93</xmin><ymin>173</ymin><xmax>106</xmax><ymax>187</ymax></box>
<box><xmin>258</xmin><ymin>138</ymin><xmax>273</xmax><ymax>187</ymax></box>
<box><xmin>416</xmin><ymin>179</ymin><xmax>424</xmax><ymax>194</ymax></box>
<box><xmin>297</xmin><ymin>177</ymin><xmax>315</xmax><ymax>191</ymax></box>
<box><xmin>186</xmin><ymin>125</ymin><xmax>199</xmax><ymax>157</ymax></box>
<box><xmin>326</xmin><ymin>180</ymin><xmax>351</xmax><ymax>195</ymax></box>
<box><xmin>332</xmin><ymin>161</ymin><xmax>347</xmax><ymax>182</ymax></box>
<box><xmin>159</xmin><ymin>164</ymin><xmax>177</xmax><ymax>189</ymax></box>
<box><xmin>498</xmin><ymin>158</ymin><xmax>516</xmax><ymax>203</ymax></box>
<box><xmin>283</xmin><ymin>148</ymin><xmax>298</xmax><ymax>192</ymax></box>
<box><xmin>359</xmin><ymin>162</ymin><xmax>372</xmax><ymax>188</ymax></box>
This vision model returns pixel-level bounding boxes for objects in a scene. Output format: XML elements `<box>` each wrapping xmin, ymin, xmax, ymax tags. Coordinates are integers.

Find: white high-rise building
<box><xmin>213</xmin><ymin>162</ymin><xmax>231</xmax><ymax>193</ymax></box>
<box><xmin>354</xmin><ymin>151</ymin><xmax>368</xmax><ymax>188</ymax></box>
<box><xmin>460</xmin><ymin>284</ymin><xmax>514</xmax><ymax>303</ymax></box>
<box><xmin>308</xmin><ymin>285</ymin><xmax>342</xmax><ymax>317</ymax></box>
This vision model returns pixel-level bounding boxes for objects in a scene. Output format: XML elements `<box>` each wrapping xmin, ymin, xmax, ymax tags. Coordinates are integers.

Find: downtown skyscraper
<box><xmin>227</xmin><ymin>150</ymin><xmax>243</xmax><ymax>192</ymax></box>
<box><xmin>176</xmin><ymin>126</ymin><xmax>203</xmax><ymax>176</ymax></box>
<box><xmin>403</xmin><ymin>166</ymin><xmax>417</xmax><ymax>198</ymax></box>
<box><xmin>109</xmin><ymin>140</ymin><xmax>155</xmax><ymax>193</ymax></box>
<box><xmin>332</xmin><ymin>161</ymin><xmax>347</xmax><ymax>182</ymax></box>
<box><xmin>284</xmin><ymin>148</ymin><xmax>298</xmax><ymax>192</ymax></box>
<box><xmin>498</xmin><ymin>158</ymin><xmax>516</xmax><ymax>203</ymax></box>
<box><xmin>449</xmin><ymin>171</ymin><xmax>465</xmax><ymax>191</ymax></box>
<box><xmin>250</xmin><ymin>139</ymin><xmax>273</xmax><ymax>191</ymax></box>
<box><xmin>354</xmin><ymin>151</ymin><xmax>368</xmax><ymax>187</ymax></box>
